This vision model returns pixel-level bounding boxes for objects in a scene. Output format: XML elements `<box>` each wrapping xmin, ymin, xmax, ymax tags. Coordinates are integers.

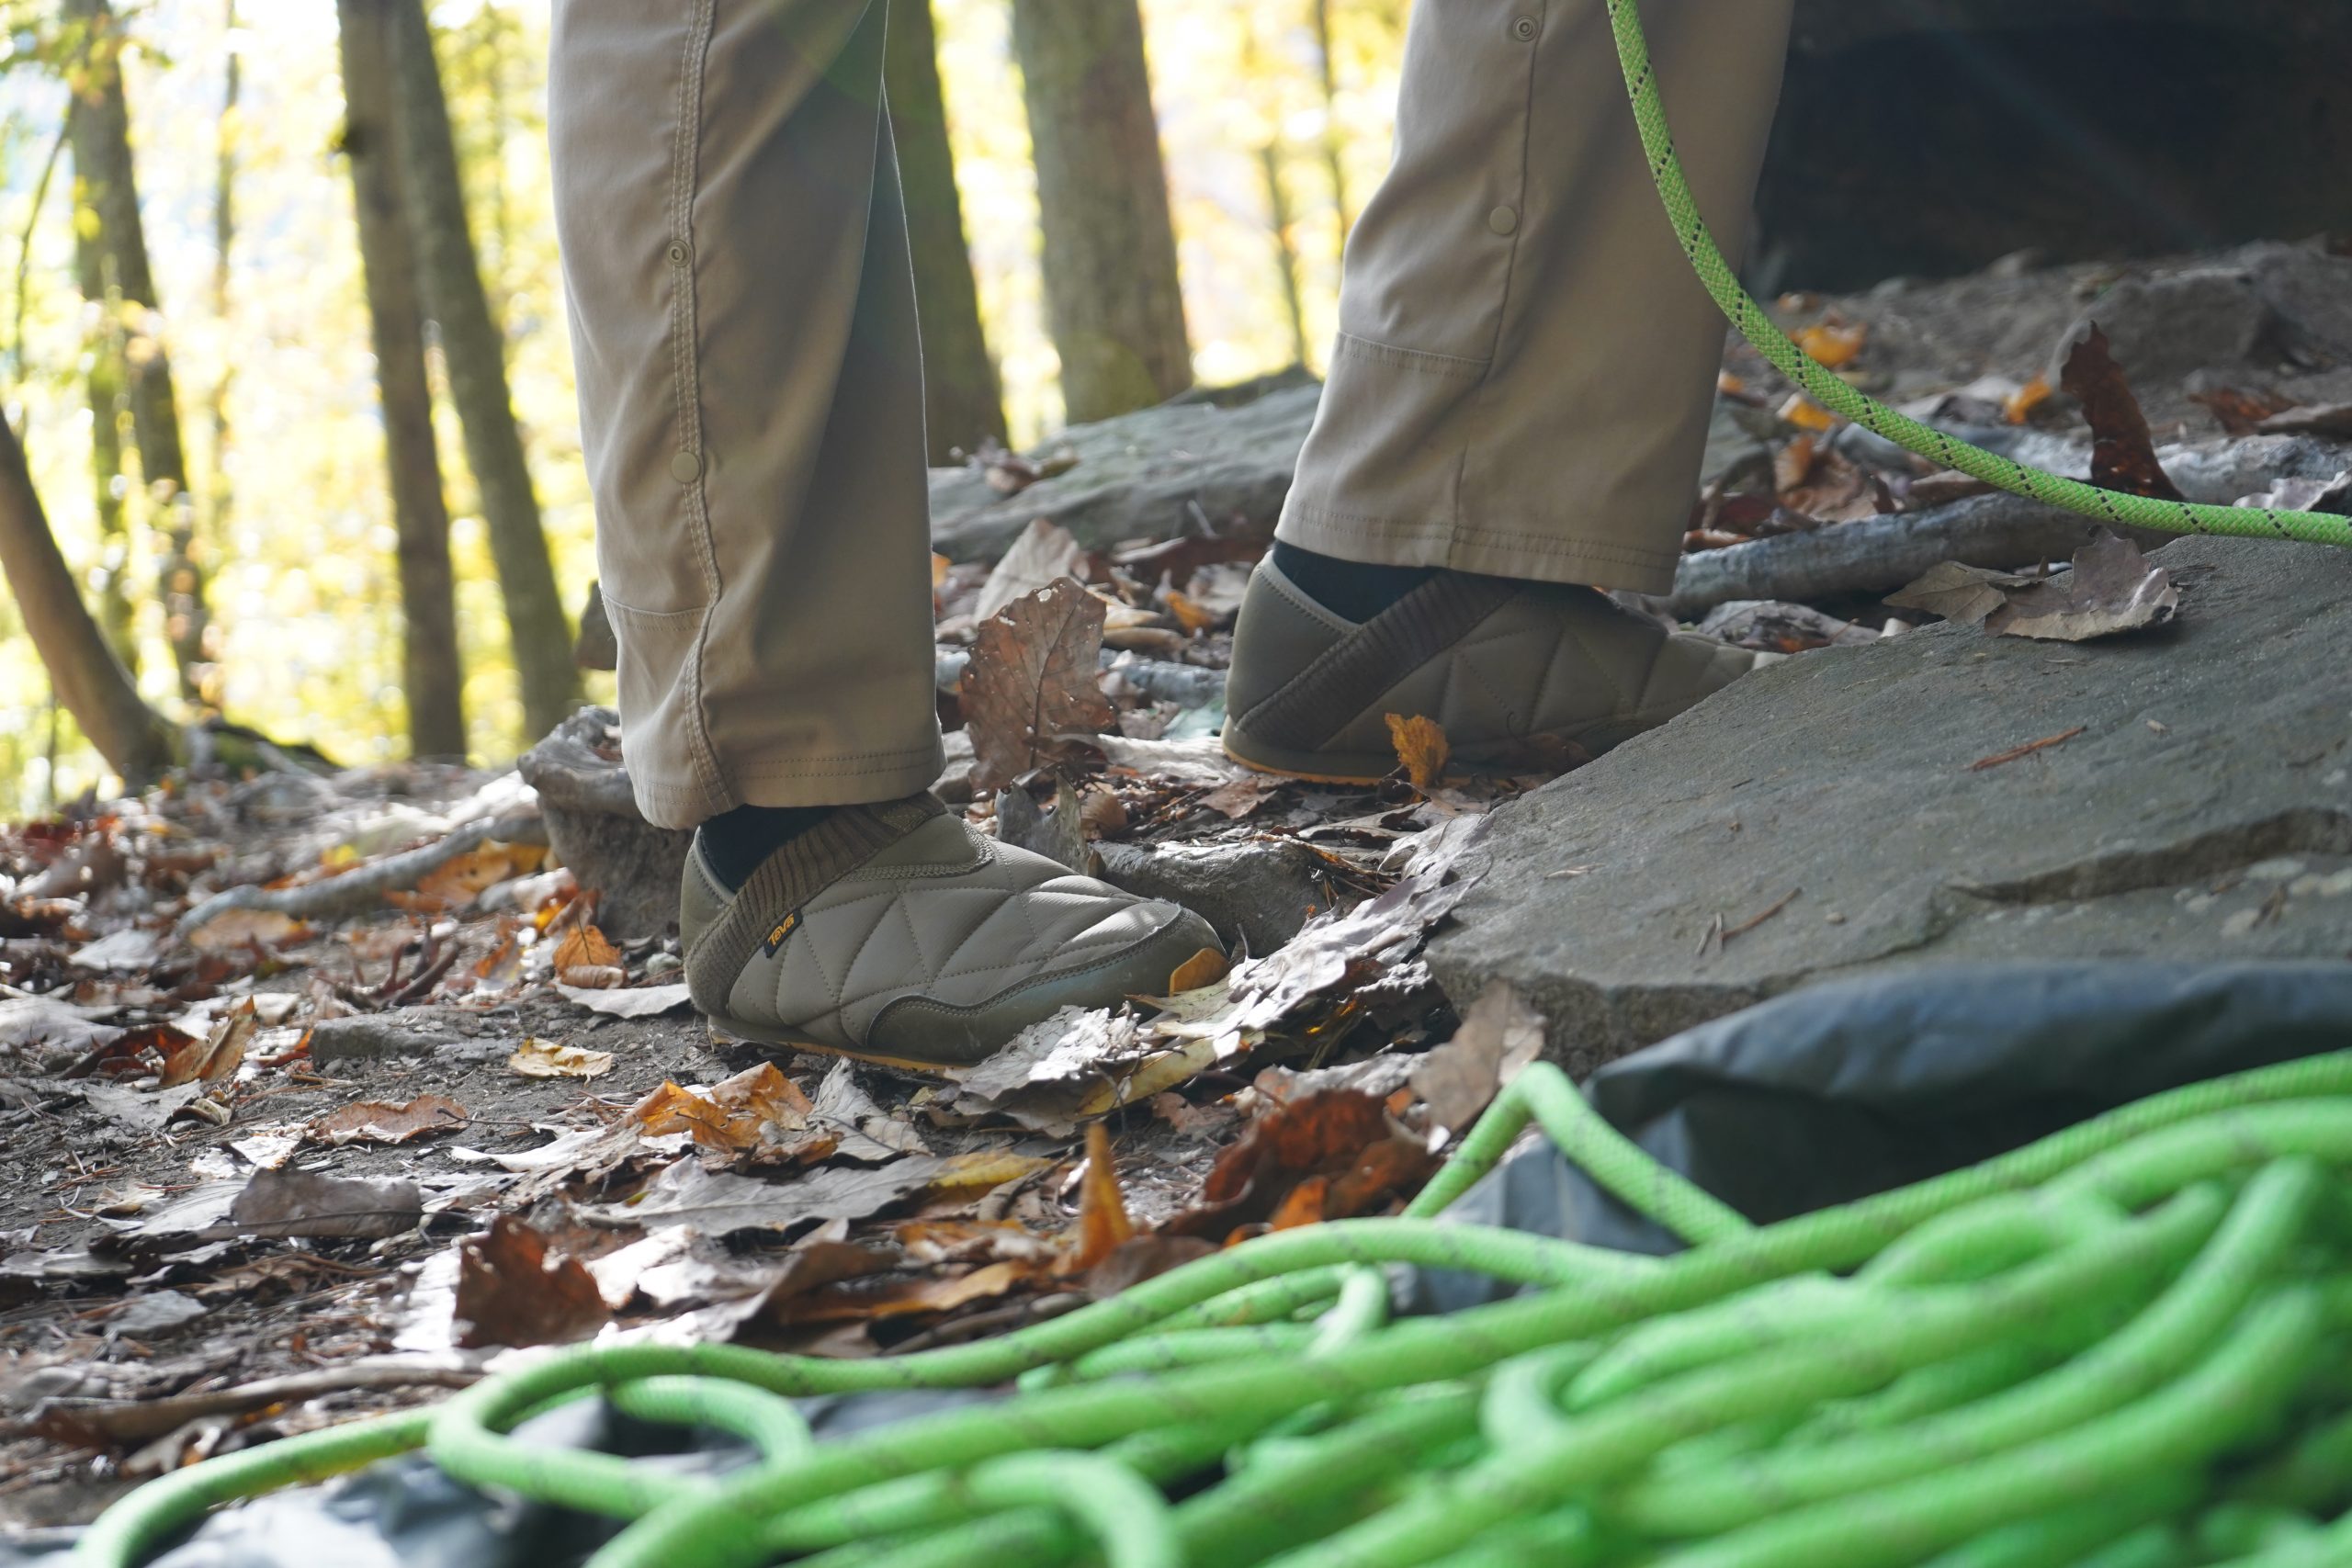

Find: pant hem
<box><xmin>1277</xmin><ymin>500</ymin><xmax>1681</xmax><ymax>597</ymax></box>
<box><xmin>630</xmin><ymin>738</ymin><xmax>947</xmax><ymax>829</ymax></box>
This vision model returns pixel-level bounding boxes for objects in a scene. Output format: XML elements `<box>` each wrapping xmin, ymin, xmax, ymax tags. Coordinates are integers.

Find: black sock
<box><xmin>1271</xmin><ymin>541</ymin><xmax>1437</xmax><ymax>623</ymax></box>
<box><xmin>695</xmin><ymin>804</ymin><xmax>837</xmax><ymax>892</ymax></box>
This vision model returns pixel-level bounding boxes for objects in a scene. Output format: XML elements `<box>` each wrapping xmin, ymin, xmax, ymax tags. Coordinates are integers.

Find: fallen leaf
<box><xmin>1409</xmin><ymin>980</ymin><xmax>1545</xmax><ymax>1143</ymax></box>
<box><xmin>1794</xmin><ymin>320</ymin><xmax>1866</xmax><ymax>368</ymax></box>
<box><xmin>2188</xmin><ymin>383</ymin><xmax>2295</xmax><ymax>435</ymax></box>
<box><xmin>551</xmin><ymin>923</ymin><xmax>622</xmax><ymax>974</ymax></box>
<box><xmin>186</xmin><ymin>908</ymin><xmax>307</xmax><ymax>953</ymax></box>
<box><xmin>634</xmin><ymin>1063</ymin><xmax>812</xmax><ymax>1153</ymax></box>
<box><xmin>1772</xmin><ymin>434</ymin><xmax>1818</xmax><ymax>495</ymax></box>
<box><xmin>509</xmin><ymin>1038</ymin><xmax>615</xmax><ymax>1079</ymax></box>
<box><xmin>582</xmin><ymin>1155</ymin><xmax>957</xmax><ymax>1238</ymax></box>
<box><xmin>2059</xmin><ymin>324</ymin><xmax>2183</xmax><ymax>501</ymax></box>
<box><xmin>559</xmin><ymin>963</ymin><xmax>625</xmax><ymax>989</ymax></box>
<box><xmin>1166</xmin><ymin>947</ymin><xmax>1228</xmax><ymax>994</ymax></box>
<box><xmin>2253</xmin><ymin>403</ymin><xmax>2352</xmax><ymax>439</ymax></box>
<box><xmin>972</xmin><ymin>518</ymin><xmax>1089</xmax><ymax>623</ymax></box>
<box><xmin>68</xmin><ymin>928</ymin><xmax>162</xmax><ymax>972</ymax></box>
<box><xmin>942</xmin><ymin>1008</ymin><xmax>1152</xmax><ymax>1131</ymax></box>
<box><xmin>1781</xmin><ymin>448</ymin><xmax>1880</xmax><ymax>523</ymax></box>
<box><xmin>1165</xmin><ymin>589</ymin><xmax>1216</xmax><ymax>633</ymax></box>
<box><xmin>1385</xmin><ymin>714</ymin><xmax>1451</xmax><ymax>791</ymax></box>
<box><xmin>1162</xmin><ymin>1089</ymin><xmax>1435</xmax><ymax>1241</ymax></box>
<box><xmin>960</xmin><ymin>578</ymin><xmax>1117</xmax><ymax>793</ymax></box>
<box><xmin>1068</xmin><ymin>1122</ymin><xmax>1134</xmax><ymax>1271</ymax></box>
<box><xmin>1986</xmin><ymin>533</ymin><xmax>2178</xmax><ymax>642</ymax></box>
<box><xmin>2004</xmin><ymin>374</ymin><xmax>2053</xmax><ymax>424</ymax></box>
<box><xmin>307</xmin><ymin>1093</ymin><xmax>469</xmax><ymax>1147</ymax></box>
<box><xmin>1885</xmin><ymin>561</ymin><xmax>2041</xmax><ymax>626</ymax></box>
<box><xmin>1198</xmin><ymin>775</ymin><xmax>1281</xmax><ymax>819</ymax></box>
<box><xmin>778</xmin><ymin>1258</ymin><xmax>1033</xmax><ymax>1325</ymax></box>
<box><xmin>413</xmin><ymin>841</ymin><xmax>543</xmax><ymax>910</ymax></box>
<box><xmin>1085</xmin><ymin>1235</ymin><xmax>1216</xmax><ymax>1300</ymax></box>
<box><xmin>228</xmin><ymin>1167</ymin><xmax>424</xmax><ymax>1240</ymax></box>
<box><xmin>157</xmin><ymin>998</ymin><xmax>254</xmax><ymax>1089</ymax></box>
<box><xmin>452</xmin><ymin>1215</ymin><xmax>609</xmax><ymax>1349</ymax></box>
<box><xmin>1777</xmin><ymin>392</ymin><xmax>1838</xmax><ymax>433</ymax></box>
<box><xmin>560</xmin><ymin>981</ymin><xmax>693</xmax><ymax>1018</ymax></box>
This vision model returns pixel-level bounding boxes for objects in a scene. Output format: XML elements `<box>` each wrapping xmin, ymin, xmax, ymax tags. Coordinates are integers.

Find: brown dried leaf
<box><xmin>1885</xmin><ymin>561</ymin><xmax>2041</xmax><ymax>626</ymax></box>
<box><xmin>453</xmin><ymin>1215</ymin><xmax>609</xmax><ymax>1349</ymax></box>
<box><xmin>634</xmin><ymin>1063</ymin><xmax>813</xmax><ymax>1153</ymax></box>
<box><xmin>2059</xmin><ymin>324</ymin><xmax>2183</xmax><ymax>501</ymax></box>
<box><xmin>307</xmin><ymin>1093</ymin><xmax>469</xmax><ymax>1147</ymax></box>
<box><xmin>1165</xmin><ymin>947</ymin><xmax>1229</xmax><ymax>995</ymax></box>
<box><xmin>158</xmin><ymin>999</ymin><xmax>254</xmax><ymax>1089</ymax></box>
<box><xmin>1988</xmin><ymin>532</ymin><xmax>2178</xmax><ymax>642</ymax></box>
<box><xmin>552</xmin><ymin>923</ymin><xmax>622</xmax><ymax>974</ymax></box>
<box><xmin>228</xmin><ymin>1167</ymin><xmax>424</xmax><ymax>1240</ymax></box>
<box><xmin>508</xmin><ymin>1038</ymin><xmax>615</xmax><ymax>1079</ymax></box>
<box><xmin>961</xmin><ymin>578</ymin><xmax>1117</xmax><ymax>793</ymax></box>
<box><xmin>1410</xmin><ymin>980</ymin><xmax>1545</xmax><ymax>1142</ymax></box>
<box><xmin>2188</xmin><ymin>383</ymin><xmax>2296</xmax><ymax>435</ymax></box>
<box><xmin>1385</xmin><ymin>713</ymin><xmax>1451</xmax><ymax>791</ymax></box>
<box><xmin>1162</xmin><ymin>1089</ymin><xmax>1436</xmax><ymax>1241</ymax></box>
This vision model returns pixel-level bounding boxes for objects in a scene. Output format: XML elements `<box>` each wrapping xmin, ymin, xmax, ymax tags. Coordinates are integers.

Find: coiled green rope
<box><xmin>71</xmin><ymin>1047</ymin><xmax>2352</xmax><ymax>1567</ymax></box>
<box><xmin>1600</xmin><ymin>0</ymin><xmax>2352</xmax><ymax>548</ymax></box>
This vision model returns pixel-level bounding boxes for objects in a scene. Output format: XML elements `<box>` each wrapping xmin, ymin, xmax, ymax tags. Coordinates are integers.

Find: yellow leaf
<box><xmin>926</xmin><ymin>1152</ymin><xmax>1054</xmax><ymax>1200</ymax></box>
<box><xmin>1794</xmin><ymin>321</ymin><xmax>1867</xmax><ymax>368</ymax></box>
<box><xmin>1777</xmin><ymin>392</ymin><xmax>1838</xmax><ymax>433</ymax></box>
<box><xmin>1385</xmin><ymin>712</ymin><xmax>1451</xmax><ymax>791</ymax></box>
<box><xmin>1165</xmin><ymin>590</ymin><xmax>1215</xmax><ymax>634</ymax></box>
<box><xmin>508</xmin><ymin>1038</ymin><xmax>615</xmax><ymax>1079</ymax></box>
<box><xmin>1074</xmin><ymin>1039</ymin><xmax>1221</xmax><ymax>1119</ymax></box>
<box><xmin>931</xmin><ymin>552</ymin><xmax>950</xmax><ymax>589</ymax></box>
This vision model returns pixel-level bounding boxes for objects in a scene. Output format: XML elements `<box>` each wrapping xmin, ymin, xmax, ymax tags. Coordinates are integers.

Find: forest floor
<box><xmin>5</xmin><ymin>236</ymin><xmax>2350</xmax><ymax>1537</ymax></box>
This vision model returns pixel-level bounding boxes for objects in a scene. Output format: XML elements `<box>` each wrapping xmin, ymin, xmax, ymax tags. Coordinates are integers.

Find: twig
<box><xmin>4</xmin><ymin>1354</ymin><xmax>487</xmax><ymax>1448</ymax></box>
<box><xmin>1722</xmin><ymin>888</ymin><xmax>1801</xmax><ymax>944</ymax></box>
<box><xmin>1969</xmin><ymin>727</ymin><xmax>2086</xmax><ymax>773</ymax></box>
<box><xmin>1693</xmin><ymin>911</ymin><xmax>1726</xmax><ymax>958</ymax></box>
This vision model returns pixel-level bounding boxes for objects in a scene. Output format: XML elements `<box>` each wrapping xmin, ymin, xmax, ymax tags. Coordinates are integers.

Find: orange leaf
<box><xmin>1385</xmin><ymin>713</ymin><xmax>1451</xmax><ymax>791</ymax></box>
<box><xmin>1777</xmin><ymin>392</ymin><xmax>1838</xmax><ymax>433</ymax></box>
<box><xmin>1166</xmin><ymin>947</ymin><xmax>1228</xmax><ymax>995</ymax></box>
<box><xmin>1165</xmin><ymin>590</ymin><xmax>1215</xmax><ymax>634</ymax></box>
<box><xmin>552</xmin><ymin>923</ymin><xmax>621</xmax><ymax>974</ymax></box>
<box><xmin>308</xmin><ymin>1093</ymin><xmax>468</xmax><ymax>1146</ymax></box>
<box><xmin>1772</xmin><ymin>434</ymin><xmax>1819</xmax><ymax>496</ymax></box>
<box><xmin>1069</xmin><ymin>1122</ymin><xmax>1135</xmax><ymax>1270</ymax></box>
<box><xmin>159</xmin><ymin>998</ymin><xmax>254</xmax><ymax>1089</ymax></box>
<box><xmin>2005</xmin><ymin>373</ymin><xmax>2053</xmax><ymax>425</ymax></box>
<box><xmin>1794</xmin><ymin>320</ymin><xmax>1867</xmax><ymax>368</ymax></box>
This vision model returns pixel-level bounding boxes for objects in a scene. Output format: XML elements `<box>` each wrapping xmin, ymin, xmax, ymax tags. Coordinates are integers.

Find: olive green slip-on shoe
<box><xmin>681</xmin><ymin>794</ymin><xmax>1221</xmax><ymax>1071</ymax></box>
<box><xmin>1221</xmin><ymin>558</ymin><xmax>1761</xmax><ymax>784</ymax></box>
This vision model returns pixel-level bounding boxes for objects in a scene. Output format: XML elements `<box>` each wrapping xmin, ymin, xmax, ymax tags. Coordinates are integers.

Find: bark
<box><xmin>386</xmin><ymin>0</ymin><xmax>578</xmax><ymax>740</ymax></box>
<box><xmin>0</xmin><ymin>419</ymin><xmax>175</xmax><ymax>784</ymax></box>
<box><xmin>885</xmin><ymin>0</ymin><xmax>1007</xmax><ymax>461</ymax></box>
<box><xmin>63</xmin><ymin>0</ymin><xmax>208</xmax><ymax>703</ymax></box>
<box><xmin>337</xmin><ymin>0</ymin><xmax>468</xmax><ymax>760</ymax></box>
<box><xmin>1008</xmin><ymin>0</ymin><xmax>1193</xmax><ymax>423</ymax></box>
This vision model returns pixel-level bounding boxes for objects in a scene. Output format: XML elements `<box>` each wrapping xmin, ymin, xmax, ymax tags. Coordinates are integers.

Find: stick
<box><xmin>1970</xmin><ymin>727</ymin><xmax>2086</xmax><ymax>773</ymax></box>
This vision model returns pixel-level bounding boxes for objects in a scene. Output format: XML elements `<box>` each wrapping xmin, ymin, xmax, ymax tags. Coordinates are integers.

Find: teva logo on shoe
<box><xmin>762</xmin><ymin>909</ymin><xmax>803</xmax><ymax>957</ymax></box>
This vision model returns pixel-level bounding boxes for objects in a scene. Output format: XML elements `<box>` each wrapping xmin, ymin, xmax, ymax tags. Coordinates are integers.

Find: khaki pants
<box><xmin>549</xmin><ymin>0</ymin><xmax>1792</xmax><ymax>829</ymax></box>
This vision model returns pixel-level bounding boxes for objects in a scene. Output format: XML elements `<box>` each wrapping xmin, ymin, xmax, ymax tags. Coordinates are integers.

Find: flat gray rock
<box><xmin>1429</xmin><ymin>536</ymin><xmax>2352</xmax><ymax>1075</ymax></box>
<box><xmin>929</xmin><ymin>384</ymin><xmax>1318</xmax><ymax>561</ymax></box>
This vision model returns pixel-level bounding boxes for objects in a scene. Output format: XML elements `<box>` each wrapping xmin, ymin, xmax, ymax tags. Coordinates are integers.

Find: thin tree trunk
<box><xmin>206</xmin><ymin>0</ymin><xmax>238</xmax><ymax>545</ymax></box>
<box><xmin>386</xmin><ymin>0</ymin><xmax>577</xmax><ymax>740</ymax></box>
<box><xmin>72</xmin><ymin>223</ymin><xmax>138</xmax><ymax>673</ymax></box>
<box><xmin>1008</xmin><ymin>0</ymin><xmax>1192</xmax><ymax>423</ymax></box>
<box><xmin>63</xmin><ymin>0</ymin><xmax>209</xmax><ymax>704</ymax></box>
<box><xmin>0</xmin><ymin>418</ymin><xmax>175</xmax><ymax>784</ymax></box>
<box><xmin>1309</xmin><ymin>0</ymin><xmax>1354</xmax><ymax>238</ymax></box>
<box><xmin>885</xmin><ymin>0</ymin><xmax>1007</xmax><ymax>461</ymax></box>
<box><xmin>1259</xmin><ymin>141</ymin><xmax>1312</xmax><ymax>370</ymax></box>
<box><xmin>337</xmin><ymin>0</ymin><xmax>467</xmax><ymax>760</ymax></box>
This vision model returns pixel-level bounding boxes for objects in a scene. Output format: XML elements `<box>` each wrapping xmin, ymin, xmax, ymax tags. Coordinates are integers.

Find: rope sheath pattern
<box><xmin>72</xmin><ymin>1050</ymin><xmax>2352</xmax><ymax>1567</ymax></box>
<box><xmin>1600</xmin><ymin>0</ymin><xmax>2352</xmax><ymax>550</ymax></box>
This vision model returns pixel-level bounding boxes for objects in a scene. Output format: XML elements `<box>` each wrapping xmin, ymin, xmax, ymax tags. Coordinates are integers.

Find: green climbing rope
<box><xmin>1600</xmin><ymin>0</ymin><xmax>2352</xmax><ymax>549</ymax></box>
<box><xmin>67</xmin><ymin>8</ymin><xmax>2352</xmax><ymax>1563</ymax></box>
<box><xmin>70</xmin><ymin>1047</ymin><xmax>2352</xmax><ymax>1567</ymax></box>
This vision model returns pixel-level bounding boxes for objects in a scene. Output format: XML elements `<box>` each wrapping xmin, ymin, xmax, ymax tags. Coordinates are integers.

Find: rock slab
<box><xmin>1429</xmin><ymin>536</ymin><xmax>2352</xmax><ymax>1075</ymax></box>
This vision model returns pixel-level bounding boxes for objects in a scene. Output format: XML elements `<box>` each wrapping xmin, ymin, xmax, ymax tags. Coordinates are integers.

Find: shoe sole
<box><xmin>705</xmin><ymin>1012</ymin><xmax>970</xmax><ymax>1077</ymax></box>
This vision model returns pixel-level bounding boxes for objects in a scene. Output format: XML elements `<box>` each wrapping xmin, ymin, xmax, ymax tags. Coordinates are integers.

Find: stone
<box><xmin>1429</xmin><ymin>536</ymin><xmax>2352</xmax><ymax>1076</ymax></box>
<box><xmin>518</xmin><ymin>707</ymin><xmax>694</xmax><ymax>941</ymax></box>
<box><xmin>1096</xmin><ymin>839</ymin><xmax>1335</xmax><ymax>955</ymax></box>
<box><xmin>2050</xmin><ymin>270</ymin><xmax>2278</xmax><ymax>391</ymax></box>
<box><xmin>929</xmin><ymin>383</ymin><xmax>1318</xmax><ymax>562</ymax></box>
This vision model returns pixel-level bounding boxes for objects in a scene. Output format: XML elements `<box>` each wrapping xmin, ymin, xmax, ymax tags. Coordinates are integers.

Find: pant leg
<box><xmin>1279</xmin><ymin>0</ymin><xmax>1794</xmax><ymax>596</ymax></box>
<box><xmin>549</xmin><ymin>0</ymin><xmax>944</xmax><ymax>830</ymax></box>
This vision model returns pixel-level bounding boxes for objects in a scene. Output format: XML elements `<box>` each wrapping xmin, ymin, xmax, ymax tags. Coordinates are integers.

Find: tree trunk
<box><xmin>1310</xmin><ymin>0</ymin><xmax>1354</xmax><ymax>239</ymax></box>
<box><xmin>206</xmin><ymin>0</ymin><xmax>238</xmax><ymax>545</ymax></box>
<box><xmin>386</xmin><ymin>0</ymin><xmax>578</xmax><ymax>740</ymax></box>
<box><xmin>1008</xmin><ymin>0</ymin><xmax>1193</xmax><ymax>423</ymax></box>
<box><xmin>1258</xmin><ymin>141</ymin><xmax>1312</xmax><ymax>370</ymax></box>
<box><xmin>63</xmin><ymin>0</ymin><xmax>209</xmax><ymax>705</ymax></box>
<box><xmin>71</xmin><ymin>223</ymin><xmax>138</xmax><ymax>674</ymax></box>
<box><xmin>0</xmin><ymin>418</ymin><xmax>175</xmax><ymax>784</ymax></box>
<box><xmin>885</xmin><ymin>0</ymin><xmax>1007</xmax><ymax>461</ymax></box>
<box><xmin>337</xmin><ymin>0</ymin><xmax>468</xmax><ymax>760</ymax></box>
